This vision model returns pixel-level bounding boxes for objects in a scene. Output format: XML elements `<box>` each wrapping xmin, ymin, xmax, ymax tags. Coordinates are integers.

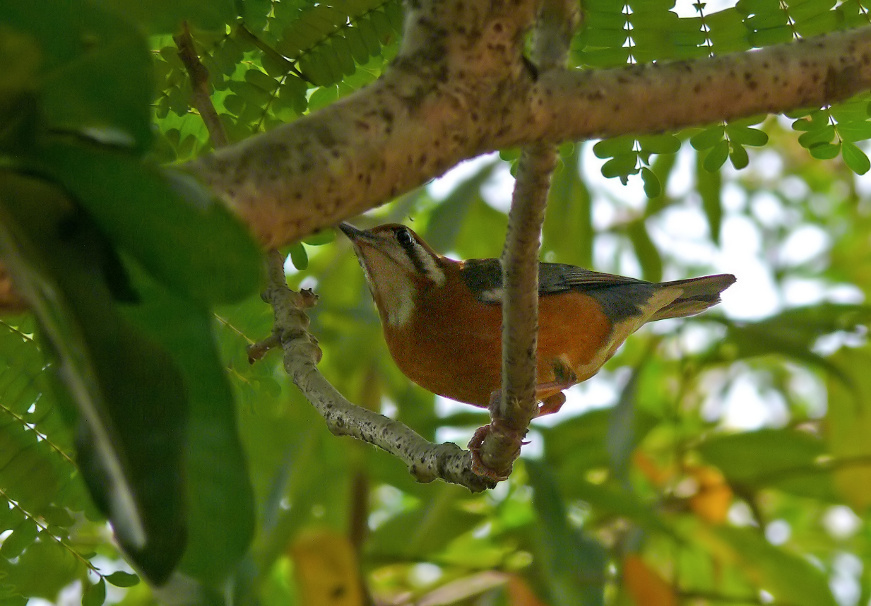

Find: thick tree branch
<box><xmin>186</xmin><ymin>26</ymin><xmax>871</xmax><ymax>247</ymax></box>
<box><xmin>526</xmin><ymin>29</ymin><xmax>871</xmax><ymax>141</ymax></box>
<box><xmin>253</xmin><ymin>250</ymin><xmax>495</xmax><ymax>492</ymax></box>
<box><xmin>470</xmin><ymin>0</ymin><xmax>578</xmax><ymax>480</ymax></box>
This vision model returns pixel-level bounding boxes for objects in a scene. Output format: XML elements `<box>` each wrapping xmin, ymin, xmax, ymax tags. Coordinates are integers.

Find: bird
<box><xmin>339</xmin><ymin>222</ymin><xmax>735</xmax><ymax>416</ymax></box>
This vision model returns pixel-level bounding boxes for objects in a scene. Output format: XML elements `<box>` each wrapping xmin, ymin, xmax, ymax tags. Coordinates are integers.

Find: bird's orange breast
<box><xmin>381</xmin><ymin>271</ymin><xmax>613</xmax><ymax>407</ymax></box>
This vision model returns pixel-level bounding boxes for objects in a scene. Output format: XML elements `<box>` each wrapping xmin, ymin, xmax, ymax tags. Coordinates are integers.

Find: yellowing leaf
<box><xmin>632</xmin><ymin>450</ymin><xmax>672</xmax><ymax>487</ymax></box>
<box><xmin>506</xmin><ymin>574</ymin><xmax>548</xmax><ymax>606</ymax></box>
<box><xmin>623</xmin><ymin>554</ymin><xmax>677</xmax><ymax>606</ymax></box>
<box><xmin>290</xmin><ymin>529</ymin><xmax>364</xmax><ymax>606</ymax></box>
<box><xmin>687</xmin><ymin>465</ymin><xmax>732</xmax><ymax>524</ymax></box>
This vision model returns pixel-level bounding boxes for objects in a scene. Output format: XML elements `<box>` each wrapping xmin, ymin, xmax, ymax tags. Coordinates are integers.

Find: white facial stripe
<box><xmin>415</xmin><ymin>244</ymin><xmax>446</xmax><ymax>287</ymax></box>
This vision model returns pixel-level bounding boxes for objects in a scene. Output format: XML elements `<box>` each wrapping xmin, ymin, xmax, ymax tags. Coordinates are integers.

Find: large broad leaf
<box><xmin>527</xmin><ymin>460</ymin><xmax>606</xmax><ymax>606</ymax></box>
<box><xmin>694</xmin><ymin>524</ymin><xmax>837</xmax><ymax>606</ymax></box>
<box><xmin>826</xmin><ymin>346</ymin><xmax>871</xmax><ymax>511</ymax></box>
<box><xmin>368</xmin><ymin>485</ymin><xmax>484</xmax><ymax>558</ymax></box>
<box><xmin>0</xmin><ymin>1</ymin><xmax>152</xmax><ymax>151</ymax></box>
<box><xmin>713</xmin><ymin>304</ymin><xmax>871</xmax><ymax>380</ymax></box>
<box><xmin>0</xmin><ymin>174</ymin><xmax>187</xmax><ymax>584</ymax></box>
<box><xmin>90</xmin><ymin>0</ymin><xmax>236</xmax><ymax>33</ymax></box>
<box><xmin>33</xmin><ymin>140</ymin><xmax>263</xmax><ymax>306</ymax></box>
<box><xmin>697</xmin><ymin>428</ymin><xmax>836</xmax><ymax>501</ymax></box>
<box><xmin>121</xmin><ymin>270</ymin><xmax>256</xmax><ymax>584</ymax></box>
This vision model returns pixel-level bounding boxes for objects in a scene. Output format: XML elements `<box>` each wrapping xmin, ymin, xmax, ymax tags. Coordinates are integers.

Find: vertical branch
<box><xmin>174</xmin><ymin>22</ymin><xmax>228</xmax><ymax>149</ymax></box>
<box><xmin>472</xmin><ymin>0</ymin><xmax>581</xmax><ymax>479</ymax></box>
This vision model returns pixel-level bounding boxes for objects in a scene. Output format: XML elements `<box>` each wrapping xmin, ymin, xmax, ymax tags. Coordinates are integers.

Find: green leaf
<box><xmin>544</xmin><ymin>407</ymin><xmax>613</xmax><ymax>472</ymax></box>
<box><xmin>331</xmin><ymin>37</ymin><xmax>357</xmax><ymax>76</ymax></box>
<box><xmin>593</xmin><ymin>135</ymin><xmax>636</xmax><ymax>158</ymax></box>
<box><xmin>82</xmin><ymin>578</ymin><xmax>106</xmax><ymax>606</ymax></box>
<box><xmin>289</xmin><ymin>243</ymin><xmax>309</xmax><ymax>270</ymax></box>
<box><xmin>122</xmin><ymin>270</ymin><xmax>255</xmax><ymax>584</ymax></box>
<box><xmin>0</xmin><ymin>540</ymin><xmax>80</xmax><ymax>599</ymax></box>
<box><xmin>809</xmin><ymin>141</ymin><xmax>841</xmax><ymax>160</ymax></box>
<box><xmin>791</xmin><ymin>109</ymin><xmax>828</xmax><ymax>131</ymax></box>
<box><xmin>346</xmin><ymin>27</ymin><xmax>371</xmax><ymax>64</ymax></box>
<box><xmin>34</xmin><ymin>140</ymin><xmax>263</xmax><ymax>305</ymax></box>
<box><xmin>303</xmin><ymin>229</ymin><xmax>337</xmax><ymax>246</ymax></box>
<box><xmin>601</xmin><ymin>154</ymin><xmax>638</xmax><ymax>181</ymax></box>
<box><xmin>580</xmin><ymin>47</ymin><xmax>632</xmax><ymax>67</ymax></box>
<box><xmin>725</xmin><ymin>124</ymin><xmax>768</xmax><ymax>146</ymax></box>
<box><xmin>223</xmin><ymin>94</ymin><xmax>245</xmax><ymax>116</ymax></box>
<box><xmin>698</xmin><ymin>428</ymin><xmax>836</xmax><ymax>500</ymax></box>
<box><xmin>636</xmin><ymin>134</ymin><xmax>681</xmax><ymax>154</ymax></box>
<box><xmin>703</xmin><ymin>139</ymin><xmax>730</xmax><ymax>172</ymax></box>
<box><xmin>690</xmin><ymin>124</ymin><xmax>725</xmax><ymax>150</ymax></box>
<box><xmin>0</xmin><ymin>520</ymin><xmax>38</xmax><ymax>559</ymax></box>
<box><xmin>0</xmin><ymin>2</ymin><xmax>152</xmax><ymax>151</ymax></box>
<box><xmin>527</xmin><ymin>461</ymin><xmax>606</xmax><ymax>606</ymax></box>
<box><xmin>369</xmin><ymin>487</ymin><xmax>484</xmax><ymax>557</ymax></box>
<box><xmin>836</xmin><ymin>120</ymin><xmax>871</xmax><ymax>142</ymax></box>
<box><xmin>696</xmin><ymin>150</ymin><xmax>723</xmax><ymax>243</ymax></box>
<box><xmin>543</xmin><ymin>144</ymin><xmax>593</xmax><ymax>268</ymax></box>
<box><xmin>91</xmin><ymin>0</ymin><xmax>235</xmax><ymax>32</ymax></box>
<box><xmin>640</xmin><ymin>166</ymin><xmax>661</xmax><ymax>198</ymax></box>
<box><xmin>0</xmin><ymin>174</ymin><xmax>188</xmax><ymax>584</ymax></box>
<box><xmin>279</xmin><ymin>75</ymin><xmax>309</xmax><ymax>115</ymax></box>
<box><xmin>827</xmin><ymin>347</ymin><xmax>871</xmax><ymax>510</ymax></box>
<box><xmin>716</xmin><ymin>304</ymin><xmax>871</xmax><ymax>382</ymax></box>
<box><xmin>103</xmin><ymin>571</ymin><xmax>140</xmax><ymax>588</ymax></box>
<box><xmin>700</xmin><ymin>526</ymin><xmax>837</xmax><ymax>606</ymax></box>
<box><xmin>300</xmin><ymin>49</ymin><xmax>338</xmax><ymax>87</ymax></box>
<box><xmin>798</xmin><ymin>124</ymin><xmax>836</xmax><ymax>147</ymax></box>
<box><xmin>842</xmin><ymin>140</ymin><xmax>871</xmax><ymax>175</ymax></box>
<box><xmin>627</xmin><ymin>220</ymin><xmax>662</xmax><ymax>283</ymax></box>
<box><xmin>607</xmin><ymin>367</ymin><xmax>640</xmax><ymax>481</ymax></box>
<box><xmin>729</xmin><ymin>142</ymin><xmax>749</xmax><ymax>169</ymax></box>
<box><xmin>244</xmin><ymin>68</ymin><xmax>277</xmax><ymax>92</ymax></box>
<box><xmin>748</xmin><ymin>24</ymin><xmax>794</xmax><ymax>47</ymax></box>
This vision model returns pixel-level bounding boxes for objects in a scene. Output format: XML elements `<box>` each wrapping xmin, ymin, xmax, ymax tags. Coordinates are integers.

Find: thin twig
<box><xmin>174</xmin><ymin>22</ymin><xmax>228</xmax><ymax>148</ymax></box>
<box><xmin>251</xmin><ymin>250</ymin><xmax>495</xmax><ymax>492</ymax></box>
<box><xmin>235</xmin><ymin>24</ymin><xmax>309</xmax><ymax>82</ymax></box>
<box><xmin>470</xmin><ymin>0</ymin><xmax>580</xmax><ymax>480</ymax></box>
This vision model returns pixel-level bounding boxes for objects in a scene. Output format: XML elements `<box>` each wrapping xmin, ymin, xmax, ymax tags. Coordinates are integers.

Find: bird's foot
<box><xmin>467</xmin><ymin>420</ymin><xmax>523</xmax><ymax>481</ymax></box>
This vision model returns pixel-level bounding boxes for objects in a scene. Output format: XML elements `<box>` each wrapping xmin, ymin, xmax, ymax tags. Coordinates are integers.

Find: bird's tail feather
<box><xmin>650</xmin><ymin>274</ymin><xmax>736</xmax><ymax>321</ymax></box>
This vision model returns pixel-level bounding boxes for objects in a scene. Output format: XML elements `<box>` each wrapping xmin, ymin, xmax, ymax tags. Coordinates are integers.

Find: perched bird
<box><xmin>339</xmin><ymin>222</ymin><xmax>735</xmax><ymax>416</ymax></box>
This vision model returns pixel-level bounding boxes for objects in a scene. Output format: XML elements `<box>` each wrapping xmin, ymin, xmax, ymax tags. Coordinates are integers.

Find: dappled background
<box><xmin>3</xmin><ymin>0</ymin><xmax>871</xmax><ymax>604</ymax></box>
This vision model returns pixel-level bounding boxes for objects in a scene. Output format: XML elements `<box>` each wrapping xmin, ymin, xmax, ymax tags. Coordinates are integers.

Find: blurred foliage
<box><xmin>1</xmin><ymin>0</ymin><xmax>871</xmax><ymax>605</ymax></box>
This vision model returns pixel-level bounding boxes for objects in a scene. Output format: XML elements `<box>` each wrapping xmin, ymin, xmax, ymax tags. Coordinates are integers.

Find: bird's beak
<box><xmin>338</xmin><ymin>222</ymin><xmax>365</xmax><ymax>241</ymax></box>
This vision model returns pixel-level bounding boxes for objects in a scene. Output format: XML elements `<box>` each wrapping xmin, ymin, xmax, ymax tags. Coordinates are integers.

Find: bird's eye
<box><xmin>396</xmin><ymin>228</ymin><xmax>414</xmax><ymax>248</ymax></box>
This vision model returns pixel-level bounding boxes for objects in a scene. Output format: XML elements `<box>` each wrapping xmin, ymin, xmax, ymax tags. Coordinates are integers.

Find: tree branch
<box><xmin>252</xmin><ymin>250</ymin><xmax>495</xmax><ymax>492</ymax></box>
<box><xmin>470</xmin><ymin>0</ymin><xmax>579</xmax><ymax>480</ymax></box>
<box><xmin>186</xmin><ymin>25</ymin><xmax>871</xmax><ymax>247</ymax></box>
<box><xmin>174</xmin><ymin>23</ymin><xmax>228</xmax><ymax>149</ymax></box>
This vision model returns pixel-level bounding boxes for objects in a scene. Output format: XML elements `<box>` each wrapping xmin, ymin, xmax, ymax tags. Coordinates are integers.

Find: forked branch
<box><xmin>470</xmin><ymin>0</ymin><xmax>579</xmax><ymax>480</ymax></box>
<box><xmin>252</xmin><ymin>250</ymin><xmax>495</xmax><ymax>492</ymax></box>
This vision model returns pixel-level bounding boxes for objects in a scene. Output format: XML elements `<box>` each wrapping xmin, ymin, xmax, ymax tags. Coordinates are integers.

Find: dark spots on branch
<box><xmin>744</xmin><ymin>72</ymin><xmax>758</xmax><ymax>91</ymax></box>
<box><xmin>824</xmin><ymin>65</ymin><xmax>860</xmax><ymax>102</ymax></box>
<box><xmin>587</xmin><ymin>90</ymin><xmax>604</xmax><ymax>101</ymax></box>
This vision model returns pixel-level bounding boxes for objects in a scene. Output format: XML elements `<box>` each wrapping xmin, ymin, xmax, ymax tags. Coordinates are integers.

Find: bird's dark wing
<box><xmin>460</xmin><ymin>260</ymin><xmax>734</xmax><ymax>325</ymax></box>
<box><xmin>460</xmin><ymin>260</ymin><xmax>656</xmax><ymax>323</ymax></box>
<box><xmin>539</xmin><ymin>263</ymin><xmax>656</xmax><ymax>323</ymax></box>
